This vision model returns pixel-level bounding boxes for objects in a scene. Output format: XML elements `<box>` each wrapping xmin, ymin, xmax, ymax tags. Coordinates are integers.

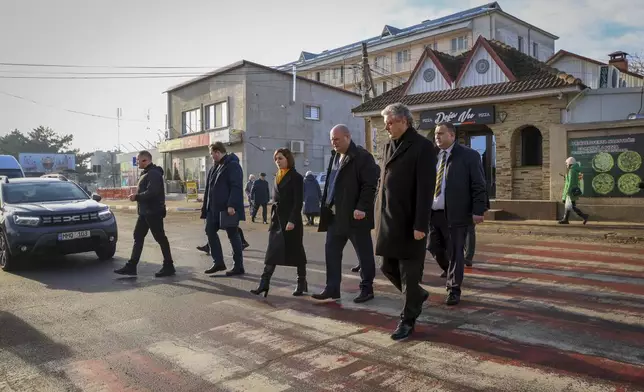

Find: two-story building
<box><xmin>277</xmin><ymin>2</ymin><xmax>557</xmax><ymax>97</ymax></box>
<box><xmin>547</xmin><ymin>50</ymin><xmax>643</xmax><ymax>89</ymax></box>
<box><xmin>159</xmin><ymin>60</ymin><xmax>364</xmax><ymax>190</ymax></box>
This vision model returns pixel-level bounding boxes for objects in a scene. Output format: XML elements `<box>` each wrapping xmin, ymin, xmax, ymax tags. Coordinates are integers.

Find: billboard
<box><xmin>568</xmin><ymin>134</ymin><xmax>644</xmax><ymax>197</ymax></box>
<box><xmin>18</xmin><ymin>153</ymin><xmax>76</xmax><ymax>173</ymax></box>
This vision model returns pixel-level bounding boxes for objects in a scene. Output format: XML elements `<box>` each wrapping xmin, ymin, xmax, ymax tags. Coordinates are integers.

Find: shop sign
<box><xmin>182</xmin><ymin>133</ymin><xmax>210</xmax><ymax>149</ymax></box>
<box><xmin>568</xmin><ymin>134</ymin><xmax>644</xmax><ymax>197</ymax></box>
<box><xmin>158</xmin><ymin>138</ymin><xmax>182</xmax><ymax>153</ymax></box>
<box><xmin>210</xmin><ymin>129</ymin><xmax>243</xmax><ymax>144</ymax></box>
<box><xmin>185</xmin><ymin>180</ymin><xmax>198</xmax><ymax>201</ymax></box>
<box><xmin>419</xmin><ymin>105</ymin><xmax>495</xmax><ymax>129</ymax></box>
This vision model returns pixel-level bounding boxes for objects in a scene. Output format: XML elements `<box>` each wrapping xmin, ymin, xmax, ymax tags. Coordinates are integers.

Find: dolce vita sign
<box><xmin>419</xmin><ymin>105</ymin><xmax>495</xmax><ymax>129</ymax></box>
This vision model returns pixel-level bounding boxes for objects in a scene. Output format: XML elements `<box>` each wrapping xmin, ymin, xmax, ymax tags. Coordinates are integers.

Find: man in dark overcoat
<box><xmin>201</xmin><ymin>142</ymin><xmax>246</xmax><ymax>276</ymax></box>
<box><xmin>375</xmin><ymin>103</ymin><xmax>436</xmax><ymax>340</ymax></box>
<box><xmin>251</xmin><ymin>173</ymin><xmax>270</xmax><ymax>224</ymax></box>
<box><xmin>428</xmin><ymin>122</ymin><xmax>487</xmax><ymax>306</ymax></box>
<box><xmin>313</xmin><ymin>124</ymin><xmax>380</xmax><ymax>303</ymax></box>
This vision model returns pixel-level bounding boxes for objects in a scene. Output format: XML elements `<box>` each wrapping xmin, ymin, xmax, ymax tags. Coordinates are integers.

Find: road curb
<box><xmin>108</xmin><ymin>205</ymin><xmax>201</xmax><ymax>213</ymax></box>
<box><xmin>477</xmin><ymin>223</ymin><xmax>644</xmax><ymax>244</ymax></box>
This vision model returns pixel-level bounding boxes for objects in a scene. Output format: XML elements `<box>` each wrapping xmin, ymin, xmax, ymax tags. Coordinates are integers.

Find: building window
<box><xmin>518</xmin><ymin>36</ymin><xmax>524</xmax><ymax>53</ymax></box>
<box><xmin>521</xmin><ymin>126</ymin><xmax>542</xmax><ymax>166</ymax></box>
<box><xmin>304</xmin><ymin>105</ymin><xmax>320</xmax><ymax>120</ymax></box>
<box><xmin>396</xmin><ymin>50</ymin><xmax>411</xmax><ymax>63</ymax></box>
<box><xmin>451</xmin><ymin>36</ymin><xmax>468</xmax><ymax>52</ymax></box>
<box><xmin>382</xmin><ymin>81</ymin><xmax>388</xmax><ymax>93</ymax></box>
<box><xmin>205</xmin><ymin>101</ymin><xmax>228</xmax><ymax>130</ymax></box>
<box><xmin>182</xmin><ymin>108</ymin><xmax>201</xmax><ymax>135</ymax></box>
<box><xmin>315</xmin><ymin>72</ymin><xmax>320</xmax><ymax>81</ymax></box>
<box><xmin>532</xmin><ymin>42</ymin><xmax>539</xmax><ymax>58</ymax></box>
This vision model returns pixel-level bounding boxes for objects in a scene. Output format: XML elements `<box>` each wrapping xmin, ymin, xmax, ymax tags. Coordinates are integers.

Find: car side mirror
<box><xmin>91</xmin><ymin>193</ymin><xmax>102</xmax><ymax>202</ymax></box>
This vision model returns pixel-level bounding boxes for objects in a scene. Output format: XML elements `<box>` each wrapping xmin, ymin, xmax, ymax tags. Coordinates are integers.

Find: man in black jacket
<box><xmin>375</xmin><ymin>103</ymin><xmax>436</xmax><ymax>340</ymax></box>
<box><xmin>115</xmin><ymin>150</ymin><xmax>175</xmax><ymax>277</ymax></box>
<box><xmin>429</xmin><ymin>122</ymin><xmax>487</xmax><ymax>306</ymax></box>
<box><xmin>250</xmin><ymin>172</ymin><xmax>270</xmax><ymax>224</ymax></box>
<box><xmin>313</xmin><ymin>125</ymin><xmax>380</xmax><ymax>303</ymax></box>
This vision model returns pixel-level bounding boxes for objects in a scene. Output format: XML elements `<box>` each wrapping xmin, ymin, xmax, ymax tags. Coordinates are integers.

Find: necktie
<box><xmin>434</xmin><ymin>151</ymin><xmax>446</xmax><ymax>198</ymax></box>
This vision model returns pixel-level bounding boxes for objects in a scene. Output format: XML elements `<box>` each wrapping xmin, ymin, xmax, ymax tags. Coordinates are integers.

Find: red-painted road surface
<box><xmin>0</xmin><ymin>212</ymin><xmax>643</xmax><ymax>391</ymax></box>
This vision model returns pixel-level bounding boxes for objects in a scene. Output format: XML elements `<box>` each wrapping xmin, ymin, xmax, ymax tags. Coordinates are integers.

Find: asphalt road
<box><xmin>1</xmin><ymin>212</ymin><xmax>643</xmax><ymax>391</ymax></box>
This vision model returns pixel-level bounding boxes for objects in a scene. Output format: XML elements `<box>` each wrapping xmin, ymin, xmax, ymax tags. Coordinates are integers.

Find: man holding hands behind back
<box><xmin>375</xmin><ymin>103</ymin><xmax>436</xmax><ymax>340</ymax></box>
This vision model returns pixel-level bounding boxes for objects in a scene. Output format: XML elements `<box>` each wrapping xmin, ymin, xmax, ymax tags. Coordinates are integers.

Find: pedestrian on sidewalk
<box><xmin>312</xmin><ymin>125</ymin><xmax>379</xmax><ymax>303</ymax></box>
<box><xmin>428</xmin><ymin>122</ymin><xmax>487</xmax><ymax>307</ymax></box>
<box><xmin>558</xmin><ymin>157</ymin><xmax>589</xmax><ymax>225</ymax></box>
<box><xmin>201</xmin><ymin>142</ymin><xmax>246</xmax><ymax>276</ymax></box>
<box><xmin>303</xmin><ymin>171</ymin><xmax>322</xmax><ymax>226</ymax></box>
<box><xmin>245</xmin><ymin>174</ymin><xmax>256</xmax><ymax>219</ymax></box>
<box><xmin>115</xmin><ymin>150</ymin><xmax>175</xmax><ymax>277</ymax></box>
<box><xmin>251</xmin><ymin>148</ymin><xmax>308</xmax><ymax>297</ymax></box>
<box><xmin>250</xmin><ymin>172</ymin><xmax>270</xmax><ymax>224</ymax></box>
<box><xmin>375</xmin><ymin>103</ymin><xmax>435</xmax><ymax>340</ymax></box>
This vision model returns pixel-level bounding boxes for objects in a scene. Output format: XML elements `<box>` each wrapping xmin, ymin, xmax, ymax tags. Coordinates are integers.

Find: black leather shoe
<box><xmin>155</xmin><ymin>265</ymin><xmax>176</xmax><ymax>277</ymax></box>
<box><xmin>351</xmin><ymin>265</ymin><xmax>361</xmax><ymax>272</ymax></box>
<box><xmin>250</xmin><ymin>279</ymin><xmax>270</xmax><ymax>297</ymax></box>
<box><xmin>390</xmin><ymin>321</ymin><xmax>414</xmax><ymax>340</ymax></box>
<box><xmin>196</xmin><ymin>244</ymin><xmax>210</xmax><ymax>254</ymax></box>
<box><xmin>242</xmin><ymin>243</ymin><xmax>250</xmax><ymax>250</ymax></box>
<box><xmin>225</xmin><ymin>269</ymin><xmax>245</xmax><ymax>276</ymax></box>
<box><xmin>446</xmin><ymin>292</ymin><xmax>460</xmax><ymax>306</ymax></box>
<box><xmin>114</xmin><ymin>263</ymin><xmax>137</xmax><ymax>276</ymax></box>
<box><xmin>422</xmin><ymin>289</ymin><xmax>429</xmax><ymax>303</ymax></box>
<box><xmin>465</xmin><ymin>258</ymin><xmax>473</xmax><ymax>267</ymax></box>
<box><xmin>292</xmin><ymin>279</ymin><xmax>308</xmax><ymax>296</ymax></box>
<box><xmin>205</xmin><ymin>264</ymin><xmax>226</xmax><ymax>274</ymax></box>
<box><xmin>311</xmin><ymin>290</ymin><xmax>341</xmax><ymax>300</ymax></box>
<box><xmin>353</xmin><ymin>290</ymin><xmax>374</xmax><ymax>303</ymax></box>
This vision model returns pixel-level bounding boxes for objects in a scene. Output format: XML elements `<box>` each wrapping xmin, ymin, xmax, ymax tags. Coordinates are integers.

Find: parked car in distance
<box><xmin>0</xmin><ymin>155</ymin><xmax>25</xmax><ymax>178</ymax></box>
<box><xmin>0</xmin><ymin>177</ymin><xmax>118</xmax><ymax>271</ymax></box>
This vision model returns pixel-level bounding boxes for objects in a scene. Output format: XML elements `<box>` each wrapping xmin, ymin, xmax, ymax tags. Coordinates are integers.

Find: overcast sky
<box><xmin>1</xmin><ymin>0</ymin><xmax>642</xmax><ymax>153</ymax></box>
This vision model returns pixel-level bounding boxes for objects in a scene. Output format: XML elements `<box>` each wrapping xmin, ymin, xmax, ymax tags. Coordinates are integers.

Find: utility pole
<box><xmin>361</xmin><ymin>42</ymin><xmax>376</xmax><ymax>154</ymax></box>
<box><xmin>116</xmin><ymin>108</ymin><xmax>122</xmax><ymax>153</ymax></box>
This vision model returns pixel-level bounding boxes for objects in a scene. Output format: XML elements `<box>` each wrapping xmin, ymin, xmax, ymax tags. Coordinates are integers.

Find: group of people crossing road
<box><xmin>114</xmin><ymin>102</ymin><xmax>490</xmax><ymax>340</ymax></box>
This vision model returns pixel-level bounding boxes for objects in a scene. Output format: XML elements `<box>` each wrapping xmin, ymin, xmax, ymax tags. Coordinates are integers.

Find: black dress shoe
<box><xmin>390</xmin><ymin>321</ymin><xmax>414</xmax><ymax>340</ymax></box>
<box><xmin>242</xmin><ymin>243</ymin><xmax>250</xmax><ymax>250</ymax></box>
<box><xmin>196</xmin><ymin>245</ymin><xmax>210</xmax><ymax>254</ymax></box>
<box><xmin>205</xmin><ymin>264</ymin><xmax>227</xmax><ymax>274</ymax></box>
<box><xmin>114</xmin><ymin>263</ymin><xmax>137</xmax><ymax>276</ymax></box>
<box><xmin>225</xmin><ymin>269</ymin><xmax>245</xmax><ymax>276</ymax></box>
<box><xmin>422</xmin><ymin>289</ymin><xmax>429</xmax><ymax>303</ymax></box>
<box><xmin>311</xmin><ymin>290</ymin><xmax>341</xmax><ymax>300</ymax></box>
<box><xmin>353</xmin><ymin>291</ymin><xmax>374</xmax><ymax>303</ymax></box>
<box><xmin>440</xmin><ymin>271</ymin><xmax>447</xmax><ymax>278</ymax></box>
<box><xmin>446</xmin><ymin>292</ymin><xmax>460</xmax><ymax>306</ymax></box>
<box><xmin>351</xmin><ymin>265</ymin><xmax>361</xmax><ymax>272</ymax></box>
<box><xmin>155</xmin><ymin>265</ymin><xmax>176</xmax><ymax>277</ymax></box>
<box><xmin>465</xmin><ymin>258</ymin><xmax>473</xmax><ymax>267</ymax></box>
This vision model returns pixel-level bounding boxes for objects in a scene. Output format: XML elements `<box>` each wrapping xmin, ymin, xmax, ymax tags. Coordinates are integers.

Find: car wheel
<box><xmin>0</xmin><ymin>231</ymin><xmax>17</xmax><ymax>272</ymax></box>
<box><xmin>96</xmin><ymin>242</ymin><xmax>117</xmax><ymax>261</ymax></box>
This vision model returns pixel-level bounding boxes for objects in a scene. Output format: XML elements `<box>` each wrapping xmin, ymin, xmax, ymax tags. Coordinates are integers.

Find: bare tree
<box><xmin>628</xmin><ymin>52</ymin><xmax>644</xmax><ymax>75</ymax></box>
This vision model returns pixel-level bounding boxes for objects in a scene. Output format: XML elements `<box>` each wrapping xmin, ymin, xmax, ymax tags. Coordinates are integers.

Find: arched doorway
<box><xmin>459</xmin><ymin>124</ymin><xmax>496</xmax><ymax>199</ymax></box>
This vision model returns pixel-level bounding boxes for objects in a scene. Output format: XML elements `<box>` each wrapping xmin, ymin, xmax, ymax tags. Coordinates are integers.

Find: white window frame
<box><xmin>304</xmin><ymin>105</ymin><xmax>320</xmax><ymax>121</ymax></box>
<box><xmin>182</xmin><ymin>108</ymin><xmax>201</xmax><ymax>135</ymax></box>
<box><xmin>205</xmin><ymin>101</ymin><xmax>228</xmax><ymax>130</ymax></box>
<box><xmin>532</xmin><ymin>42</ymin><xmax>539</xmax><ymax>58</ymax></box>
<box><xmin>518</xmin><ymin>36</ymin><xmax>524</xmax><ymax>53</ymax></box>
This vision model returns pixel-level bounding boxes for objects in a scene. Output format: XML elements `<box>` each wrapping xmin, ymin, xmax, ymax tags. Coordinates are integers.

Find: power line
<box><xmin>0</xmin><ymin>62</ymin><xmax>239</xmax><ymax>69</ymax></box>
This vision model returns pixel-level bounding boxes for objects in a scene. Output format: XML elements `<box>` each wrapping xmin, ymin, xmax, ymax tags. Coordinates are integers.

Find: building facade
<box><xmin>277</xmin><ymin>2</ymin><xmax>557</xmax><ymax>97</ymax></box>
<box><xmin>547</xmin><ymin>50</ymin><xmax>643</xmax><ymax>89</ymax></box>
<box><xmin>352</xmin><ymin>36</ymin><xmax>585</xmax><ymax>220</ymax></box>
<box><xmin>160</xmin><ymin>61</ymin><xmax>364</xmax><ymax>191</ymax></box>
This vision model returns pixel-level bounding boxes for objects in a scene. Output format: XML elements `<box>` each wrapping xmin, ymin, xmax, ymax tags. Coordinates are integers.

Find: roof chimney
<box><xmin>608</xmin><ymin>51</ymin><xmax>629</xmax><ymax>72</ymax></box>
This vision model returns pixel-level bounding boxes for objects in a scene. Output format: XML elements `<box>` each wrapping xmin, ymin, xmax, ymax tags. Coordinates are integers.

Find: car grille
<box><xmin>41</xmin><ymin>212</ymin><xmax>100</xmax><ymax>226</ymax></box>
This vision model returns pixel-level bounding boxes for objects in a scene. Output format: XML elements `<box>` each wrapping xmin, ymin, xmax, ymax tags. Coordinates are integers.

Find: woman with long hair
<box><xmin>250</xmin><ymin>148</ymin><xmax>308</xmax><ymax>297</ymax></box>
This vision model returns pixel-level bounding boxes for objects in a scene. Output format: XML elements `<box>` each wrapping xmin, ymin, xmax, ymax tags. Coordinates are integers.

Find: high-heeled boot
<box><xmin>292</xmin><ymin>265</ymin><xmax>308</xmax><ymax>296</ymax></box>
<box><xmin>251</xmin><ymin>265</ymin><xmax>275</xmax><ymax>297</ymax></box>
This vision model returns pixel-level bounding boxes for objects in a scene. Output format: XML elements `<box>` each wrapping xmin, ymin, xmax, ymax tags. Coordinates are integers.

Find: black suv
<box><xmin>0</xmin><ymin>177</ymin><xmax>118</xmax><ymax>271</ymax></box>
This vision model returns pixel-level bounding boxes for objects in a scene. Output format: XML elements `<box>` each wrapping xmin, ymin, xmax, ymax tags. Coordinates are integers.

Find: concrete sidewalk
<box><xmin>105</xmin><ymin>199</ymin><xmax>260</xmax><ymax>212</ymax></box>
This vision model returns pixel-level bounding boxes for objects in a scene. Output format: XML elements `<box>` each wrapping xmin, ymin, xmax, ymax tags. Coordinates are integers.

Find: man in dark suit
<box><xmin>375</xmin><ymin>103</ymin><xmax>436</xmax><ymax>340</ymax></box>
<box><xmin>251</xmin><ymin>172</ymin><xmax>270</xmax><ymax>224</ymax></box>
<box><xmin>201</xmin><ymin>142</ymin><xmax>246</xmax><ymax>276</ymax></box>
<box><xmin>429</xmin><ymin>122</ymin><xmax>487</xmax><ymax>306</ymax></box>
<box><xmin>313</xmin><ymin>124</ymin><xmax>380</xmax><ymax>303</ymax></box>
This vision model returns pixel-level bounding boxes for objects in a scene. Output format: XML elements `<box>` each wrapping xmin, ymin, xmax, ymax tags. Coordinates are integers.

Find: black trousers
<box><xmin>464</xmin><ymin>224</ymin><xmax>476</xmax><ymax>261</ymax></box>
<box><xmin>261</xmin><ymin>264</ymin><xmax>306</xmax><ymax>281</ymax></box>
<box><xmin>381</xmin><ymin>256</ymin><xmax>425</xmax><ymax>323</ymax></box>
<box><xmin>324</xmin><ymin>220</ymin><xmax>376</xmax><ymax>292</ymax></box>
<box><xmin>252</xmin><ymin>203</ymin><xmax>268</xmax><ymax>222</ymax></box>
<box><xmin>130</xmin><ymin>214</ymin><xmax>173</xmax><ymax>265</ymax></box>
<box><xmin>429</xmin><ymin>210</ymin><xmax>467</xmax><ymax>296</ymax></box>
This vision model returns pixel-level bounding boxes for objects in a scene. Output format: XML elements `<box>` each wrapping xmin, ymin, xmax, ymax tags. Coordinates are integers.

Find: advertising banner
<box><xmin>19</xmin><ymin>153</ymin><xmax>76</xmax><ymax>173</ymax></box>
<box><xmin>419</xmin><ymin>105</ymin><xmax>495</xmax><ymax>129</ymax></box>
<box><xmin>568</xmin><ymin>134</ymin><xmax>644</xmax><ymax>197</ymax></box>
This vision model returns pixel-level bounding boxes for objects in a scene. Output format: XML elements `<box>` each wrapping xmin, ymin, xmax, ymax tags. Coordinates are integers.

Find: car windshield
<box><xmin>0</xmin><ymin>168</ymin><xmax>23</xmax><ymax>178</ymax></box>
<box><xmin>2</xmin><ymin>182</ymin><xmax>89</xmax><ymax>204</ymax></box>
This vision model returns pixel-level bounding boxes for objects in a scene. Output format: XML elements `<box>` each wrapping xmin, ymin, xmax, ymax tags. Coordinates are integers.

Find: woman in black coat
<box><xmin>302</xmin><ymin>171</ymin><xmax>322</xmax><ymax>226</ymax></box>
<box><xmin>250</xmin><ymin>148</ymin><xmax>308</xmax><ymax>297</ymax></box>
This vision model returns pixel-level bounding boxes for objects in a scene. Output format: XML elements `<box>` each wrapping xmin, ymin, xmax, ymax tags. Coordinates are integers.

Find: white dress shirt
<box><xmin>432</xmin><ymin>143</ymin><xmax>454</xmax><ymax>210</ymax></box>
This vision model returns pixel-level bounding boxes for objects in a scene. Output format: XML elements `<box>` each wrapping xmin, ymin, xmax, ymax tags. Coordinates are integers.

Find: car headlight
<box><xmin>13</xmin><ymin>215</ymin><xmax>40</xmax><ymax>226</ymax></box>
<box><xmin>98</xmin><ymin>209</ymin><xmax>113</xmax><ymax>221</ymax></box>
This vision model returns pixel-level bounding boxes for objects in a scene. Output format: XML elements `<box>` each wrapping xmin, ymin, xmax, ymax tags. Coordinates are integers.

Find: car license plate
<box><xmin>58</xmin><ymin>230</ymin><xmax>91</xmax><ymax>241</ymax></box>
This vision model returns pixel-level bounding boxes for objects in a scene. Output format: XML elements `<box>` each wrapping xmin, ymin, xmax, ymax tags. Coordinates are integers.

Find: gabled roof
<box><xmin>547</xmin><ymin>49</ymin><xmax>644</xmax><ymax>79</ymax></box>
<box><xmin>163</xmin><ymin>60</ymin><xmax>360</xmax><ymax>97</ymax></box>
<box><xmin>299</xmin><ymin>51</ymin><xmax>318</xmax><ymax>62</ymax></box>
<box><xmin>454</xmin><ymin>36</ymin><xmax>516</xmax><ymax>85</ymax></box>
<box><xmin>276</xmin><ymin>2</ymin><xmax>558</xmax><ymax>70</ymax></box>
<box><xmin>351</xmin><ymin>38</ymin><xmax>584</xmax><ymax>114</ymax></box>
<box><xmin>381</xmin><ymin>25</ymin><xmax>402</xmax><ymax>37</ymax></box>
<box><xmin>402</xmin><ymin>48</ymin><xmax>461</xmax><ymax>93</ymax></box>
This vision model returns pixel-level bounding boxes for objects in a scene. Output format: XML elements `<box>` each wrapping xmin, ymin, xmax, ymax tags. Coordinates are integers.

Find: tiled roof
<box><xmin>547</xmin><ymin>50</ymin><xmax>644</xmax><ymax>79</ymax></box>
<box><xmin>352</xmin><ymin>37</ymin><xmax>584</xmax><ymax>114</ymax></box>
<box><xmin>276</xmin><ymin>2</ymin><xmax>557</xmax><ymax>71</ymax></box>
